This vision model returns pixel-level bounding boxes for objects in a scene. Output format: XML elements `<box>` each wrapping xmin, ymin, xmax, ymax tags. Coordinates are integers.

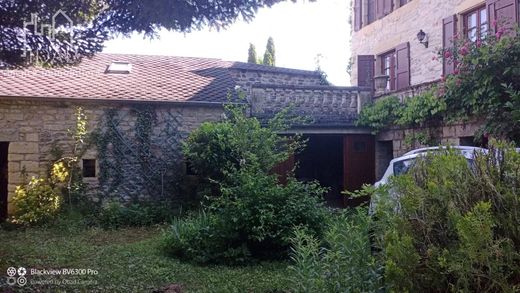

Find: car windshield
<box><xmin>393</xmin><ymin>157</ymin><xmax>476</xmax><ymax>177</ymax></box>
<box><xmin>393</xmin><ymin>158</ymin><xmax>415</xmax><ymax>176</ymax></box>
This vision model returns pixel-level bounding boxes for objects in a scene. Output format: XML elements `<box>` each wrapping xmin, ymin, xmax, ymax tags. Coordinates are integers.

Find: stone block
<box><xmin>8</xmin><ymin>162</ymin><xmax>20</xmax><ymax>172</ymax></box>
<box><xmin>7</xmin><ymin>154</ymin><xmax>24</xmax><ymax>161</ymax></box>
<box><xmin>20</xmin><ymin>161</ymin><xmax>40</xmax><ymax>172</ymax></box>
<box><xmin>25</xmin><ymin>133</ymin><xmax>39</xmax><ymax>142</ymax></box>
<box><xmin>10</xmin><ymin>142</ymin><xmax>39</xmax><ymax>154</ymax></box>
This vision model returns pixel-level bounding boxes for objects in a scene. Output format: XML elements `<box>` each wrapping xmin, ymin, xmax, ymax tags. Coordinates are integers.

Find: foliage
<box><xmin>97</xmin><ymin>200</ymin><xmax>176</xmax><ymax>229</ymax></box>
<box><xmin>10</xmin><ymin>164</ymin><xmax>68</xmax><ymax>225</ymax></box>
<box><xmin>168</xmin><ymin>103</ymin><xmax>327</xmax><ymax>264</ymax></box>
<box><xmin>1</xmin><ymin>0</ymin><xmax>298</xmax><ymax>67</ymax></box>
<box><xmin>247</xmin><ymin>43</ymin><xmax>258</xmax><ymax>64</ymax></box>
<box><xmin>96</xmin><ymin>106</ymin><xmax>185</xmax><ymax>201</ymax></box>
<box><xmin>357</xmin><ymin>88</ymin><xmax>446</xmax><ymax>134</ymax></box>
<box><xmin>288</xmin><ymin>209</ymin><xmax>382</xmax><ymax>292</ymax></box>
<box><xmin>441</xmin><ymin>26</ymin><xmax>520</xmax><ymax>143</ymax></box>
<box><xmin>372</xmin><ymin>142</ymin><xmax>520</xmax><ymax>292</ymax></box>
<box><xmin>314</xmin><ymin>53</ymin><xmax>329</xmax><ymax>85</ymax></box>
<box><xmin>356</xmin><ymin>96</ymin><xmax>402</xmax><ymax>133</ymax></box>
<box><xmin>163</xmin><ymin>169</ymin><xmax>328</xmax><ymax>264</ymax></box>
<box><xmin>0</xmin><ymin>225</ymin><xmax>291</xmax><ymax>292</ymax></box>
<box><xmin>263</xmin><ymin>36</ymin><xmax>276</xmax><ymax>66</ymax></box>
<box><xmin>183</xmin><ymin>103</ymin><xmax>304</xmax><ymax>183</ymax></box>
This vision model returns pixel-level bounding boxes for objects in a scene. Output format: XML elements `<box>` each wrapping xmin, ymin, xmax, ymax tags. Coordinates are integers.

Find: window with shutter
<box><xmin>384</xmin><ymin>0</ymin><xmax>393</xmax><ymax>15</ymax></box>
<box><xmin>487</xmin><ymin>0</ymin><xmax>518</xmax><ymax>33</ymax></box>
<box><xmin>395</xmin><ymin>42</ymin><xmax>410</xmax><ymax>90</ymax></box>
<box><xmin>380</xmin><ymin>51</ymin><xmax>397</xmax><ymax>90</ymax></box>
<box><xmin>357</xmin><ymin>55</ymin><xmax>375</xmax><ymax>90</ymax></box>
<box><xmin>354</xmin><ymin>0</ymin><xmax>362</xmax><ymax>31</ymax></box>
<box><xmin>376</xmin><ymin>0</ymin><xmax>384</xmax><ymax>19</ymax></box>
<box><xmin>442</xmin><ymin>15</ymin><xmax>457</xmax><ymax>76</ymax></box>
<box><xmin>368</xmin><ymin>0</ymin><xmax>377</xmax><ymax>23</ymax></box>
<box><xmin>464</xmin><ymin>6</ymin><xmax>488</xmax><ymax>41</ymax></box>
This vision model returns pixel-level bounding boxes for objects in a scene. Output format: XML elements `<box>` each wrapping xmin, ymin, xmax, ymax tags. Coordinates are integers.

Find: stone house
<box><xmin>350</xmin><ymin>0</ymin><xmax>519</xmax><ymax>178</ymax></box>
<box><xmin>0</xmin><ymin>53</ymin><xmax>373</xmax><ymax>219</ymax></box>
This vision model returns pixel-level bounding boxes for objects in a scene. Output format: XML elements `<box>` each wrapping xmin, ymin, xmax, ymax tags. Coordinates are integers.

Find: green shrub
<box><xmin>98</xmin><ymin>200</ymin><xmax>175</xmax><ymax>229</ymax></box>
<box><xmin>373</xmin><ymin>142</ymin><xmax>520</xmax><ymax>292</ymax></box>
<box><xmin>183</xmin><ymin>103</ymin><xmax>303</xmax><ymax>183</ymax></box>
<box><xmin>10</xmin><ymin>177</ymin><xmax>62</xmax><ymax>225</ymax></box>
<box><xmin>167</xmin><ymin>103</ymin><xmax>327</xmax><ymax>264</ymax></box>
<box><xmin>288</xmin><ymin>209</ymin><xmax>382</xmax><ymax>292</ymax></box>
<box><xmin>162</xmin><ymin>168</ymin><xmax>328</xmax><ymax>264</ymax></box>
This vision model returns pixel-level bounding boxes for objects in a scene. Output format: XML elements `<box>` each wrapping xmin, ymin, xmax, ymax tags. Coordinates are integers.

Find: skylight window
<box><xmin>106</xmin><ymin>61</ymin><xmax>132</xmax><ymax>74</ymax></box>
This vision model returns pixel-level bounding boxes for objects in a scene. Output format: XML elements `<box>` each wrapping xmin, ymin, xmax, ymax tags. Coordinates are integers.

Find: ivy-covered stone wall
<box><xmin>0</xmin><ymin>98</ymin><xmax>224</xmax><ymax>212</ymax></box>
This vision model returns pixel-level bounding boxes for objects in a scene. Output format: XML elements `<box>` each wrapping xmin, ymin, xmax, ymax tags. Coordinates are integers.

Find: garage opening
<box><xmin>0</xmin><ymin>142</ymin><xmax>8</xmax><ymax>221</ymax></box>
<box><xmin>296</xmin><ymin>135</ymin><xmax>344</xmax><ymax>207</ymax></box>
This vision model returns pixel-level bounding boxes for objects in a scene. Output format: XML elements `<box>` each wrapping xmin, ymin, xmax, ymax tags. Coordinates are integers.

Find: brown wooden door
<box><xmin>0</xmin><ymin>142</ymin><xmax>8</xmax><ymax>221</ymax></box>
<box><xmin>272</xmin><ymin>154</ymin><xmax>294</xmax><ymax>185</ymax></box>
<box><xmin>343</xmin><ymin>135</ymin><xmax>375</xmax><ymax>205</ymax></box>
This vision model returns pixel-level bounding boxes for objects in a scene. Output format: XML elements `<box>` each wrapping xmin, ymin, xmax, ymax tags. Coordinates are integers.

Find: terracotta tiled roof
<box><xmin>0</xmin><ymin>53</ymin><xmax>239</xmax><ymax>103</ymax></box>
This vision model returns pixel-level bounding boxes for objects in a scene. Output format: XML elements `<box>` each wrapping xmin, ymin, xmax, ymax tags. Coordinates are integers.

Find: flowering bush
<box><xmin>441</xmin><ymin>25</ymin><xmax>520</xmax><ymax>142</ymax></box>
<box><xmin>10</xmin><ymin>162</ymin><xmax>69</xmax><ymax>225</ymax></box>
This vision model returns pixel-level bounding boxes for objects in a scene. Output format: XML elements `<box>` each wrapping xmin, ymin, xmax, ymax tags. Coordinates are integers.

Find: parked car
<box><xmin>369</xmin><ymin>146</ymin><xmax>487</xmax><ymax>215</ymax></box>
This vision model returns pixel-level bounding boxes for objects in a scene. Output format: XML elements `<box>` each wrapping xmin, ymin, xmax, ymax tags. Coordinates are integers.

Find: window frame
<box><xmin>380</xmin><ymin>50</ymin><xmax>396</xmax><ymax>91</ymax></box>
<box><xmin>463</xmin><ymin>5</ymin><xmax>488</xmax><ymax>42</ymax></box>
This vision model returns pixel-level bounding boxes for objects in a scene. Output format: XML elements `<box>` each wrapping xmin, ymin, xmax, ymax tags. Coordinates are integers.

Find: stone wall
<box><xmin>0</xmin><ymin>98</ymin><xmax>224</xmax><ymax>214</ymax></box>
<box><xmin>229</xmin><ymin>67</ymin><xmax>325</xmax><ymax>94</ymax></box>
<box><xmin>376</xmin><ymin>122</ymin><xmax>482</xmax><ymax>158</ymax></box>
<box><xmin>250</xmin><ymin>85</ymin><xmax>372</xmax><ymax>126</ymax></box>
<box><xmin>351</xmin><ymin>0</ymin><xmax>485</xmax><ymax>87</ymax></box>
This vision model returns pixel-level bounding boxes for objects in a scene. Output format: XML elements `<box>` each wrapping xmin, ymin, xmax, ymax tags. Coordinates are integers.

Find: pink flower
<box><xmin>432</xmin><ymin>56</ymin><xmax>438</xmax><ymax>61</ymax></box>
<box><xmin>476</xmin><ymin>39</ymin><xmax>482</xmax><ymax>48</ymax></box>
<box><xmin>444</xmin><ymin>51</ymin><xmax>452</xmax><ymax>58</ymax></box>
<box><xmin>458</xmin><ymin>46</ymin><xmax>469</xmax><ymax>56</ymax></box>
<box><xmin>492</xmin><ymin>20</ymin><xmax>497</xmax><ymax>27</ymax></box>
<box><xmin>440</xmin><ymin>75</ymin><xmax>446</xmax><ymax>82</ymax></box>
<box><xmin>496</xmin><ymin>31</ymin><xmax>503</xmax><ymax>39</ymax></box>
<box><xmin>454</xmin><ymin>69</ymin><xmax>460</xmax><ymax>75</ymax></box>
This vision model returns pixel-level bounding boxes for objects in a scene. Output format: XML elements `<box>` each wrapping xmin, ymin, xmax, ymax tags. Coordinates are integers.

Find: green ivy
<box><xmin>357</xmin><ymin>88</ymin><xmax>445</xmax><ymax>134</ymax></box>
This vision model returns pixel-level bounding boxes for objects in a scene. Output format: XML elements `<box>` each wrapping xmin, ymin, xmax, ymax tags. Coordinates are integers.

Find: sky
<box><xmin>103</xmin><ymin>0</ymin><xmax>352</xmax><ymax>86</ymax></box>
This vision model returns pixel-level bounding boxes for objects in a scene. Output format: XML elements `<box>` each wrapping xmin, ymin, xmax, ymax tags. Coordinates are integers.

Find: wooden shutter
<box><xmin>354</xmin><ymin>0</ymin><xmax>362</xmax><ymax>31</ymax></box>
<box><xmin>487</xmin><ymin>0</ymin><xmax>518</xmax><ymax>32</ymax></box>
<box><xmin>395</xmin><ymin>42</ymin><xmax>410</xmax><ymax>90</ymax></box>
<box><xmin>376</xmin><ymin>0</ymin><xmax>385</xmax><ymax>19</ymax></box>
<box><xmin>357</xmin><ymin>55</ymin><xmax>375</xmax><ymax>90</ymax></box>
<box><xmin>384</xmin><ymin>0</ymin><xmax>393</xmax><ymax>15</ymax></box>
<box><xmin>442</xmin><ymin>15</ymin><xmax>457</xmax><ymax>76</ymax></box>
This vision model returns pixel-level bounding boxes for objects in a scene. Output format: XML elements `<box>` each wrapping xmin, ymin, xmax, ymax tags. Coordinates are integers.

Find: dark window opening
<box><xmin>464</xmin><ymin>6</ymin><xmax>487</xmax><ymax>42</ymax></box>
<box><xmin>82</xmin><ymin>159</ymin><xmax>96</xmax><ymax>178</ymax></box>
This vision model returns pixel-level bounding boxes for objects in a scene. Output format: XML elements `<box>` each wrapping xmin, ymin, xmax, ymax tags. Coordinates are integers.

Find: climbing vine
<box><xmin>95</xmin><ymin>105</ymin><xmax>185</xmax><ymax>202</ymax></box>
<box><xmin>357</xmin><ymin>87</ymin><xmax>445</xmax><ymax>134</ymax></box>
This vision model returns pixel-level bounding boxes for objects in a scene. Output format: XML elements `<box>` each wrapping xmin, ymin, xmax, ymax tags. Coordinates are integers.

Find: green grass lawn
<box><xmin>0</xmin><ymin>223</ymin><xmax>292</xmax><ymax>292</ymax></box>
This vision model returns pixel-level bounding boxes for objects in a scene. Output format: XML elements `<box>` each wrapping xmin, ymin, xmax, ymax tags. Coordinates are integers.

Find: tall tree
<box><xmin>262</xmin><ymin>36</ymin><xmax>275</xmax><ymax>66</ymax></box>
<box><xmin>247</xmin><ymin>43</ymin><xmax>258</xmax><ymax>64</ymax></box>
<box><xmin>0</xmin><ymin>0</ymin><xmax>293</xmax><ymax>67</ymax></box>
